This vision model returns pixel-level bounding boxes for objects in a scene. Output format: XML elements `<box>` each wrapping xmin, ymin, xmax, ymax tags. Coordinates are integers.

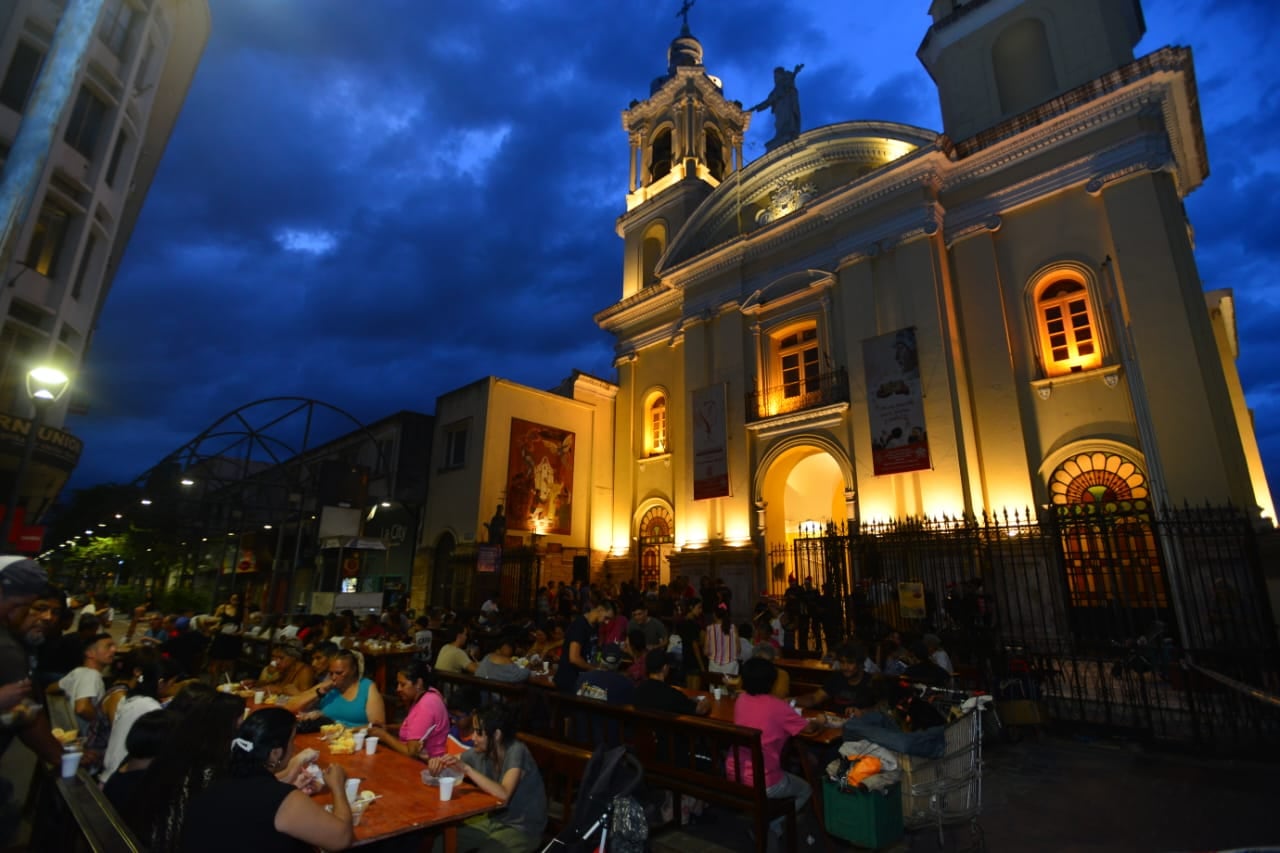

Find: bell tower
<box><xmin>919</xmin><ymin>0</ymin><xmax>1147</xmax><ymax>141</ymax></box>
<box><xmin>616</xmin><ymin>11</ymin><xmax>750</xmax><ymax>300</ymax></box>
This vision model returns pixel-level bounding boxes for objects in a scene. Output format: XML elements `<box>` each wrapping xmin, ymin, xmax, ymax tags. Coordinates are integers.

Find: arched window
<box><xmin>644</xmin><ymin>392</ymin><xmax>668</xmax><ymax>456</ymax></box>
<box><xmin>704</xmin><ymin>126</ymin><xmax>725</xmax><ymax>180</ymax></box>
<box><xmin>776</xmin><ymin>323</ymin><xmax>820</xmax><ymax>400</ymax></box>
<box><xmin>649</xmin><ymin>127</ymin><xmax>673</xmax><ymax>182</ymax></box>
<box><xmin>993</xmin><ymin>18</ymin><xmax>1057</xmax><ymax>116</ymax></box>
<box><xmin>641</xmin><ymin>221</ymin><xmax>666</xmax><ymax>288</ymax></box>
<box><xmin>1034</xmin><ymin>274</ymin><xmax>1102</xmax><ymax>376</ymax></box>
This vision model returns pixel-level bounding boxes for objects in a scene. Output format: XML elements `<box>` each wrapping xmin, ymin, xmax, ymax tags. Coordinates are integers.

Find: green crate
<box><xmin>822</xmin><ymin>779</ymin><xmax>904</xmax><ymax>849</ymax></box>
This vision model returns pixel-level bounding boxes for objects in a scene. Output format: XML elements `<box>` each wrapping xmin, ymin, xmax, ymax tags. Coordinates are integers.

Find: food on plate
<box><xmin>320</xmin><ymin>723</ymin><xmax>346</xmax><ymax>739</ymax></box>
<box><xmin>52</xmin><ymin>727</ymin><xmax>79</xmax><ymax>745</ymax></box>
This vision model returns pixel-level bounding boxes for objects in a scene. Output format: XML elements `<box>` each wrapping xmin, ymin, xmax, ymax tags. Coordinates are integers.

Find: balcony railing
<box><xmin>746</xmin><ymin>367</ymin><xmax>850</xmax><ymax>423</ymax></box>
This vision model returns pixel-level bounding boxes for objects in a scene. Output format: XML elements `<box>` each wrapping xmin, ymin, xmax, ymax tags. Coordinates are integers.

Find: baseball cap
<box><xmin>600</xmin><ymin>643</ymin><xmax>624</xmax><ymax>668</ymax></box>
<box><xmin>0</xmin><ymin>556</ymin><xmax>48</xmax><ymax>596</ymax></box>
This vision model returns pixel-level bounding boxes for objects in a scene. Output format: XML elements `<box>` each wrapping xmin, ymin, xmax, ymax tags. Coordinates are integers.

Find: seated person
<box><xmin>356</xmin><ymin>614</ymin><xmax>387</xmax><ymax>641</ymax></box>
<box><xmin>904</xmin><ymin>641</ymin><xmax>952</xmax><ymax>686</ymax></box>
<box><xmin>748</xmin><ymin>642</ymin><xmax>791</xmax><ymax>699</ymax></box>
<box><xmin>426</xmin><ymin>705</ymin><xmax>547</xmax><ymax>853</ymax></box>
<box><xmin>445</xmin><ymin>687</ymin><xmax>482</xmax><ymax>755</ymax></box>
<box><xmin>574</xmin><ymin>644</ymin><xmax>634</xmax><ymax>704</ymax></box>
<box><xmin>285</xmin><ymin>649</ymin><xmax>385</xmax><ymax>728</ymax></box>
<box><xmin>370</xmin><ymin>661</ymin><xmax>450</xmax><ymax>760</ymax></box>
<box><xmin>795</xmin><ymin>642</ymin><xmax>874</xmax><ymax>715</ymax></box>
<box><xmin>727</xmin><ymin>657</ymin><xmax>820</xmax><ymax>844</ymax></box>
<box><xmin>181</xmin><ymin>708</ymin><xmax>353</xmax><ymax>852</ymax></box>
<box><xmin>632</xmin><ymin>649</ymin><xmax>710</xmax><ymax>716</ymax></box>
<box><xmin>103</xmin><ymin>709</ymin><xmax>176</xmax><ymax>815</ymax></box>
<box><xmin>526</xmin><ymin>624</ymin><xmax>563</xmax><ymax>662</ymax></box>
<box><xmin>435</xmin><ymin>625</ymin><xmax>478</xmax><ymax>675</ymax></box>
<box><xmin>475</xmin><ymin>629</ymin><xmax>531</xmax><ymax>683</ymax></box>
<box><xmin>250</xmin><ymin>642</ymin><xmax>314</xmax><ymax>696</ymax></box>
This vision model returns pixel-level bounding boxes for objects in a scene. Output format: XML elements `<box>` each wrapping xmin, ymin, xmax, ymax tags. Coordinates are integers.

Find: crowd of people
<box><xmin>0</xmin><ymin>563</ymin><xmax>964</xmax><ymax>852</ymax></box>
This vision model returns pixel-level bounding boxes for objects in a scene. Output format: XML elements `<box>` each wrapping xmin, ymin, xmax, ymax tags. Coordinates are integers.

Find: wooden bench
<box><xmin>542</xmin><ymin>691</ymin><xmax>797</xmax><ymax>852</ymax></box>
<box><xmin>517</xmin><ymin>732</ymin><xmax>595</xmax><ymax>837</ymax></box>
<box><xmin>431</xmin><ymin>670</ymin><xmax>542</xmax><ymax>730</ymax></box>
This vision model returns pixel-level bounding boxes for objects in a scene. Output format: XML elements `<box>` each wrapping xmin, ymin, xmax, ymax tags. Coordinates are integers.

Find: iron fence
<box><xmin>765</xmin><ymin>505</ymin><xmax>1280</xmax><ymax>756</ymax></box>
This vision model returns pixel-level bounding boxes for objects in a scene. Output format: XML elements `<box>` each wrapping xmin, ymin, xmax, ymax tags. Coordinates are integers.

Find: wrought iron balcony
<box><xmin>746</xmin><ymin>367</ymin><xmax>850</xmax><ymax>423</ymax></box>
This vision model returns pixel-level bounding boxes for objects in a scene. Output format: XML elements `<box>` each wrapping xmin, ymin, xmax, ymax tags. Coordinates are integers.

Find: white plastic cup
<box><xmin>344</xmin><ymin>778</ymin><xmax>361</xmax><ymax>804</ymax></box>
<box><xmin>353</xmin><ymin>731</ymin><xmax>366</xmax><ymax>751</ymax></box>
<box><xmin>253</xmin><ymin>690</ymin><xmax>265</xmax><ymax>705</ymax></box>
<box><xmin>60</xmin><ymin>750</ymin><xmax>83</xmax><ymax>779</ymax></box>
<box><xmin>712</xmin><ymin>687</ymin><xmax>722</xmax><ymax>700</ymax></box>
<box><xmin>438</xmin><ymin>776</ymin><xmax>456</xmax><ymax>801</ymax></box>
<box><xmin>351</xmin><ymin>799</ymin><xmax>369</xmax><ymax>826</ymax></box>
<box><xmin>365</xmin><ymin>736</ymin><xmax>379</xmax><ymax>755</ymax></box>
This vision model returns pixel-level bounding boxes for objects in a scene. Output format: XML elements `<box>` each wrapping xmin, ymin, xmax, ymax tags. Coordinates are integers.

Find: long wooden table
<box><xmin>295</xmin><ymin>731</ymin><xmax>501</xmax><ymax>851</ymax></box>
<box><xmin>676</xmin><ymin>686</ymin><xmax>844</xmax><ymax>745</ymax></box>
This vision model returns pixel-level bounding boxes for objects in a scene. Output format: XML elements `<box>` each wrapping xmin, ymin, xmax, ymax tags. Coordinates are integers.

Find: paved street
<box><xmin>651</xmin><ymin>732</ymin><xmax>1278</xmax><ymax>852</ymax></box>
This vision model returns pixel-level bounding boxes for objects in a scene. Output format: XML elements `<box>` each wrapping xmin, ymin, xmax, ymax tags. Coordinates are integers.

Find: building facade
<box><xmin>596</xmin><ymin>0</ymin><xmax>1274</xmax><ymax>603</ymax></box>
<box><xmin>0</xmin><ymin>0</ymin><xmax>209</xmax><ymax>546</ymax></box>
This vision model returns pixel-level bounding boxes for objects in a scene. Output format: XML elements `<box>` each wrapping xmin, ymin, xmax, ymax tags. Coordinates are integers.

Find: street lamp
<box><xmin>1</xmin><ymin>366</ymin><xmax>70</xmax><ymax>552</ymax></box>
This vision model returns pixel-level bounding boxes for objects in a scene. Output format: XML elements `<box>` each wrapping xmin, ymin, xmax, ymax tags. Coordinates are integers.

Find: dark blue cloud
<box><xmin>67</xmin><ymin>0</ymin><xmax>1280</xmax><ymax>497</ymax></box>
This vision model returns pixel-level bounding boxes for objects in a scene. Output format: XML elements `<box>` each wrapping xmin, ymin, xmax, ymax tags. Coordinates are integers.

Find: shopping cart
<box><xmin>897</xmin><ymin>693</ymin><xmax>992</xmax><ymax>850</ymax></box>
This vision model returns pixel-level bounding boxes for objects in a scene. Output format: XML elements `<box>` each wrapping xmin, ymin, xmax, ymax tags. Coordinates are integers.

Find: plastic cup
<box><xmin>364</xmin><ymin>736</ymin><xmax>378</xmax><ymax>755</ymax></box>
<box><xmin>344</xmin><ymin>778</ymin><xmax>361</xmax><ymax>804</ymax></box>
<box><xmin>438</xmin><ymin>776</ymin><xmax>456</xmax><ymax>801</ymax></box>
<box><xmin>253</xmin><ymin>690</ymin><xmax>265</xmax><ymax>705</ymax></box>
<box><xmin>353</xmin><ymin>731</ymin><xmax>366</xmax><ymax>751</ymax></box>
<box><xmin>351</xmin><ymin>798</ymin><xmax>369</xmax><ymax>826</ymax></box>
<box><xmin>60</xmin><ymin>750</ymin><xmax>83</xmax><ymax>779</ymax></box>
<box><xmin>712</xmin><ymin>687</ymin><xmax>722</xmax><ymax>700</ymax></box>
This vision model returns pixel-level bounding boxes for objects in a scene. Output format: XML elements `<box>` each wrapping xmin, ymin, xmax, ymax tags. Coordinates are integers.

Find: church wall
<box><xmin>421</xmin><ymin>379</ymin><xmax>492</xmax><ymax>549</ymax></box>
<box><xmin>1099</xmin><ymin>173</ymin><xmax>1258</xmax><ymax>508</ymax></box>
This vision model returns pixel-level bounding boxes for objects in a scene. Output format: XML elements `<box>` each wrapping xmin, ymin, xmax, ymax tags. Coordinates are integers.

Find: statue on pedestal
<box><xmin>750</xmin><ymin>64</ymin><xmax>805</xmax><ymax>151</ymax></box>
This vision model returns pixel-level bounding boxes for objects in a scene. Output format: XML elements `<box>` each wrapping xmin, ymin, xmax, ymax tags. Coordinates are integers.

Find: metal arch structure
<box><xmin>123</xmin><ymin>397</ymin><xmax>392</xmax><ymax>610</ymax></box>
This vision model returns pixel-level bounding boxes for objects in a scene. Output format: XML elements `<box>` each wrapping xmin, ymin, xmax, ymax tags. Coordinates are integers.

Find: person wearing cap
<box><xmin>55</xmin><ymin>632</ymin><xmax>116</xmax><ymax>737</ymax></box>
<box><xmin>573</xmin><ymin>644</ymin><xmax>634</xmax><ymax>704</ymax></box>
<box><xmin>633</xmin><ymin>649</ymin><xmax>711</xmax><ymax>716</ymax></box>
<box><xmin>0</xmin><ymin>558</ymin><xmax>50</xmax><ymax>721</ymax></box>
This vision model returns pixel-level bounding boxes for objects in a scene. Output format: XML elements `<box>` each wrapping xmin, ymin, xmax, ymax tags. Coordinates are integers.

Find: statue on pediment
<box><xmin>750</xmin><ymin>64</ymin><xmax>804</xmax><ymax>151</ymax></box>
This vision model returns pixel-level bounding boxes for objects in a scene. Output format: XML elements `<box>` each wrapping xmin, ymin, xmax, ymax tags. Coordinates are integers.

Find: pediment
<box><xmin>660</xmin><ymin>121</ymin><xmax>940</xmax><ymax>271</ymax></box>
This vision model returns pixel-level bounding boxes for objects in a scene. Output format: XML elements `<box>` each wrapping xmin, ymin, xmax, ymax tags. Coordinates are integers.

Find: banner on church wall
<box><xmin>863</xmin><ymin>327</ymin><xmax>931</xmax><ymax>476</ymax></box>
<box><xmin>692</xmin><ymin>383</ymin><xmax>731</xmax><ymax>500</ymax></box>
<box><xmin>505</xmin><ymin>418</ymin><xmax>575</xmax><ymax>534</ymax></box>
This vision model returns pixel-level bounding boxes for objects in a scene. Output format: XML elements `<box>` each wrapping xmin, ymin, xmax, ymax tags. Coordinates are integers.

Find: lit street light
<box><xmin>1</xmin><ymin>366</ymin><xmax>70</xmax><ymax>552</ymax></box>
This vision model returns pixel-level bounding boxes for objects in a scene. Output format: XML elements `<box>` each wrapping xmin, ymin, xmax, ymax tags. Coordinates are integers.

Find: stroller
<box><xmin>542</xmin><ymin>744</ymin><xmax>648</xmax><ymax>853</ymax></box>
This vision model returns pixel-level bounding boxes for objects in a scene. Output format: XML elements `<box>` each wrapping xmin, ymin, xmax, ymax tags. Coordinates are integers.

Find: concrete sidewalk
<box><xmin>650</xmin><ymin>733</ymin><xmax>1278</xmax><ymax>852</ymax></box>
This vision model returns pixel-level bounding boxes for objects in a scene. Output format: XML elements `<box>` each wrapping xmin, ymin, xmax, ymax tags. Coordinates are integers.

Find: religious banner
<box><xmin>505</xmin><ymin>418</ymin><xmax>575</xmax><ymax>534</ymax></box>
<box><xmin>863</xmin><ymin>327</ymin><xmax>930</xmax><ymax>476</ymax></box>
<box><xmin>476</xmin><ymin>545</ymin><xmax>501</xmax><ymax>574</ymax></box>
<box><xmin>692</xmin><ymin>383</ymin><xmax>730</xmax><ymax>500</ymax></box>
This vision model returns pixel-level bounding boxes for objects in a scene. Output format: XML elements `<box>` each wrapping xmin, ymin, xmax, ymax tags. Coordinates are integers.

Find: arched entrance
<box><xmin>636</xmin><ymin>503</ymin><xmax>674</xmax><ymax>588</ymax></box>
<box><xmin>756</xmin><ymin>439</ymin><xmax>853</xmax><ymax>596</ymax></box>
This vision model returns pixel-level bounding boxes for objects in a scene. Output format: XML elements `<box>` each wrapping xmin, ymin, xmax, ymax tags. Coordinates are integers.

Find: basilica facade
<box><xmin>594</xmin><ymin>0</ymin><xmax>1274</xmax><ymax>605</ymax></box>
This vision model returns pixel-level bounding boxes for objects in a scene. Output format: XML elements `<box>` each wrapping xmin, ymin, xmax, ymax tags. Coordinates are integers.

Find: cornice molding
<box><xmin>745</xmin><ymin>403</ymin><xmax>849</xmax><ymax>438</ymax></box>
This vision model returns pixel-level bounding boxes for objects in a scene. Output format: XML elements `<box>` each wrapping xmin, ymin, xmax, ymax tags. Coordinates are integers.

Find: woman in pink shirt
<box><xmin>726</xmin><ymin>657</ymin><xmax>819</xmax><ymax>842</ymax></box>
<box><xmin>370</xmin><ymin>661</ymin><xmax>449</xmax><ymax>760</ymax></box>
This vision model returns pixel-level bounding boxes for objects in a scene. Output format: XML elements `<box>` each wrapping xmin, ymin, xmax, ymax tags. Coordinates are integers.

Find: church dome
<box><xmin>668</xmin><ymin>32</ymin><xmax>703</xmax><ymax>70</ymax></box>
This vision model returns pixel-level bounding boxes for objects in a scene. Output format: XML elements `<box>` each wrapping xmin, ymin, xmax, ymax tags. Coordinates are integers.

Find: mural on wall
<box><xmin>863</xmin><ymin>327</ymin><xmax>931</xmax><ymax>476</ymax></box>
<box><xmin>505</xmin><ymin>418</ymin><xmax>575</xmax><ymax>534</ymax></box>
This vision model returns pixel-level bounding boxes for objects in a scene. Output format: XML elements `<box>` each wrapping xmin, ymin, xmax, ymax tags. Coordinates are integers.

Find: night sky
<box><xmin>64</xmin><ymin>0</ymin><xmax>1280</xmax><ymax>495</ymax></box>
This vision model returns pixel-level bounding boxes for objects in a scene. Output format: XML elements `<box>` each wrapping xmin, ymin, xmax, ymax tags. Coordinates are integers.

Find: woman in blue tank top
<box><xmin>285</xmin><ymin>649</ymin><xmax>385</xmax><ymax>727</ymax></box>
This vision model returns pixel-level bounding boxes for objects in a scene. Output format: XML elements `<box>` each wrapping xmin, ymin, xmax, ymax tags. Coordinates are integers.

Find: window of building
<box><xmin>70</xmin><ymin>232</ymin><xmax>97</xmax><ymax>300</ymax></box>
<box><xmin>644</xmin><ymin>393</ymin><xmax>668</xmax><ymax>456</ymax></box>
<box><xmin>641</xmin><ymin>221</ymin><xmax>665</xmax><ymax>288</ymax></box>
<box><xmin>442</xmin><ymin>423</ymin><xmax>468</xmax><ymax>469</ymax></box>
<box><xmin>993</xmin><ymin>17</ymin><xmax>1056</xmax><ymax>117</ymax></box>
<box><xmin>64</xmin><ymin>86</ymin><xmax>108</xmax><ymax>159</ymax></box>
<box><xmin>1035</xmin><ymin>276</ymin><xmax>1102</xmax><ymax>376</ymax></box>
<box><xmin>649</xmin><ymin>127</ymin><xmax>673</xmax><ymax>182</ymax></box>
<box><xmin>98</xmin><ymin>0</ymin><xmax>137</xmax><ymax>58</ymax></box>
<box><xmin>105</xmin><ymin>131</ymin><xmax>128</xmax><ymax>188</ymax></box>
<box><xmin>24</xmin><ymin>205</ymin><xmax>70</xmax><ymax>278</ymax></box>
<box><xmin>0</xmin><ymin>41</ymin><xmax>44</xmax><ymax>113</ymax></box>
<box><xmin>778</xmin><ymin>326</ymin><xmax>820</xmax><ymax>399</ymax></box>
<box><xmin>704</xmin><ymin>126</ymin><xmax>725</xmax><ymax>180</ymax></box>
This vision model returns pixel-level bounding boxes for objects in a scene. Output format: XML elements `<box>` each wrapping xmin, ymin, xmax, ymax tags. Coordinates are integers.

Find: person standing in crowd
<box><xmin>426</xmin><ymin>704</ymin><xmax>547</xmax><ymax>852</ymax></box>
<box><xmin>705</xmin><ymin>605</ymin><xmax>739</xmax><ymax>680</ymax></box>
<box><xmin>207</xmin><ymin>594</ymin><xmax>244</xmax><ymax>682</ymax></box>
<box><xmin>672</xmin><ymin>597</ymin><xmax>706</xmax><ymax>686</ymax></box>
<box><xmin>554</xmin><ymin>598</ymin><xmax>607</xmax><ymax>693</ymax></box>
<box><xmin>597</xmin><ymin>600</ymin><xmax>628</xmax><ymax>648</ymax></box>
<box><xmin>631</xmin><ymin>604</ymin><xmax>667</xmax><ymax>650</ymax></box>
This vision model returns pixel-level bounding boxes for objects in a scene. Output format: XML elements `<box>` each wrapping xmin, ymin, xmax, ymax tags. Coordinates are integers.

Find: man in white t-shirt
<box><xmin>55</xmin><ymin>633</ymin><xmax>115</xmax><ymax>736</ymax></box>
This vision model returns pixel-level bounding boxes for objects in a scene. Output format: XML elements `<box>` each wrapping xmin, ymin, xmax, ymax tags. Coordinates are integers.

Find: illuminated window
<box><xmin>644</xmin><ymin>392</ymin><xmax>668</xmax><ymax>456</ymax></box>
<box><xmin>1035</xmin><ymin>276</ymin><xmax>1101</xmax><ymax>376</ymax></box>
<box><xmin>1049</xmin><ymin>451</ymin><xmax>1147</xmax><ymax>506</ymax></box>
<box><xmin>778</xmin><ymin>326</ymin><xmax>820</xmax><ymax>398</ymax></box>
<box><xmin>24</xmin><ymin>205</ymin><xmax>70</xmax><ymax>278</ymax></box>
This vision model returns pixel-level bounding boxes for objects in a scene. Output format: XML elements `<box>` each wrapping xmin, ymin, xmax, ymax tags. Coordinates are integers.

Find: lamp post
<box><xmin>2</xmin><ymin>366</ymin><xmax>70</xmax><ymax>552</ymax></box>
